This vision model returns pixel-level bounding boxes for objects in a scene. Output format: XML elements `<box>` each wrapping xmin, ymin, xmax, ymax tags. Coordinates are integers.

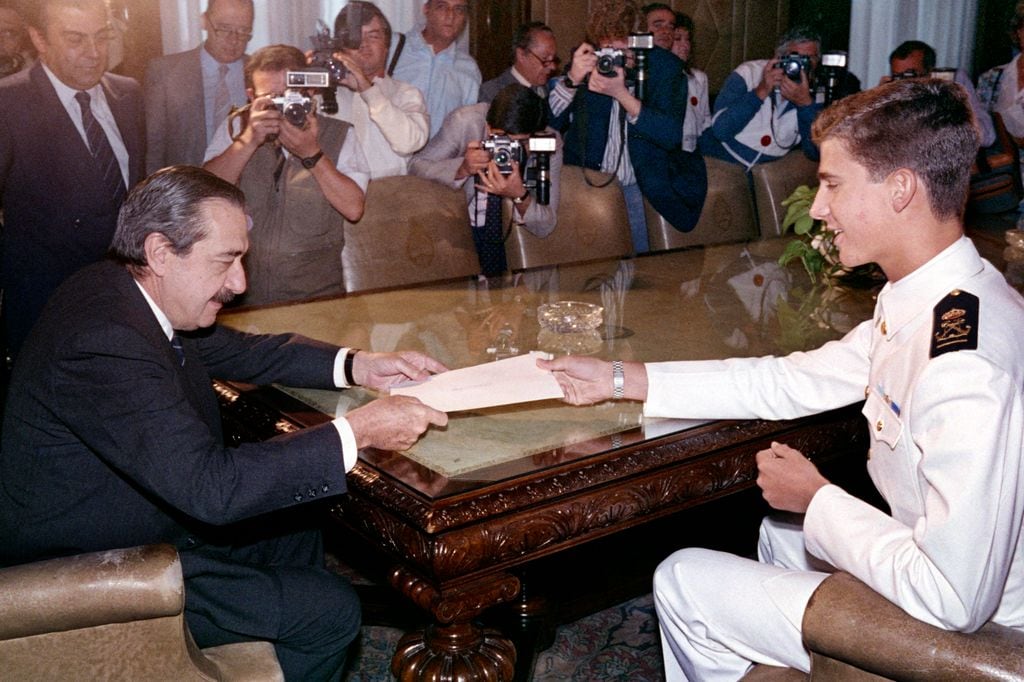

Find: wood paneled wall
<box><xmin>529</xmin><ymin>0</ymin><xmax>790</xmax><ymax>93</ymax></box>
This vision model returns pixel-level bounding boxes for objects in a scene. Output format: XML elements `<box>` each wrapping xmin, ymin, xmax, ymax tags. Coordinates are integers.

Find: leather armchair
<box><xmin>0</xmin><ymin>544</ymin><xmax>283</xmax><ymax>681</ymax></box>
<box><xmin>343</xmin><ymin>175</ymin><xmax>479</xmax><ymax>293</ymax></box>
<box><xmin>743</xmin><ymin>571</ymin><xmax>1024</xmax><ymax>681</ymax></box>
<box><xmin>749</xmin><ymin>150</ymin><xmax>819</xmax><ymax>238</ymax></box>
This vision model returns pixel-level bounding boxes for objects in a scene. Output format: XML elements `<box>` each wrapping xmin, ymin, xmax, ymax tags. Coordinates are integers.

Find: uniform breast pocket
<box><xmin>862</xmin><ymin>389</ymin><xmax>904</xmax><ymax>451</ymax></box>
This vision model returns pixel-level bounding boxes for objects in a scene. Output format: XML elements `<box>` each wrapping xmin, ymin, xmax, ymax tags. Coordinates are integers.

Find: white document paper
<box><xmin>390</xmin><ymin>351</ymin><xmax>564</xmax><ymax>413</ymax></box>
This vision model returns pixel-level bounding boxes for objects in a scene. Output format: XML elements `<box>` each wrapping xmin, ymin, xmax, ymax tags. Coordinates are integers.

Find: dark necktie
<box><xmin>75</xmin><ymin>91</ymin><xmax>127</xmax><ymax>205</ymax></box>
<box><xmin>472</xmin><ymin>192</ymin><xmax>508</xmax><ymax>277</ymax></box>
<box><xmin>170</xmin><ymin>334</ymin><xmax>185</xmax><ymax>367</ymax></box>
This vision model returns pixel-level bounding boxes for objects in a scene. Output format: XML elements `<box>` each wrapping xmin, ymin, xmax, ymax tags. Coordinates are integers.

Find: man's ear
<box><xmin>143</xmin><ymin>232</ymin><xmax>176</xmax><ymax>277</ymax></box>
<box><xmin>888</xmin><ymin>168</ymin><xmax>917</xmax><ymax>214</ymax></box>
<box><xmin>27</xmin><ymin>26</ymin><xmax>47</xmax><ymax>56</ymax></box>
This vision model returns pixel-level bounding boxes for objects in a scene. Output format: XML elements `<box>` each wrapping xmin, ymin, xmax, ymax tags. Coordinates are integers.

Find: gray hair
<box><xmin>110</xmin><ymin>166</ymin><xmax>246</xmax><ymax>273</ymax></box>
<box><xmin>775</xmin><ymin>25</ymin><xmax>821</xmax><ymax>57</ymax></box>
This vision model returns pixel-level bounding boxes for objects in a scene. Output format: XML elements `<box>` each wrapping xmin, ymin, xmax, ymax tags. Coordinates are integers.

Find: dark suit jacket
<box><xmin>144</xmin><ymin>47</ymin><xmax>248</xmax><ymax>173</ymax></box>
<box><xmin>0</xmin><ymin>261</ymin><xmax>348</xmax><ymax>567</ymax></box>
<box><xmin>549</xmin><ymin>47</ymin><xmax>707</xmax><ymax>232</ymax></box>
<box><xmin>0</xmin><ymin>62</ymin><xmax>145</xmax><ymax>354</ymax></box>
<box><xmin>478</xmin><ymin>68</ymin><xmax>518</xmax><ymax>104</ymax></box>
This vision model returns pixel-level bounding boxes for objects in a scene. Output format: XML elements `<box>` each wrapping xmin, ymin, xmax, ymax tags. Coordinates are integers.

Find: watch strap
<box><xmin>612</xmin><ymin>360</ymin><xmax>625</xmax><ymax>399</ymax></box>
<box><xmin>301</xmin><ymin>150</ymin><xmax>324</xmax><ymax>169</ymax></box>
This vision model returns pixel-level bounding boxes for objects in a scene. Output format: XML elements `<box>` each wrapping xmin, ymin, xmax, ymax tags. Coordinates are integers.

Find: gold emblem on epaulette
<box><xmin>935</xmin><ymin>307</ymin><xmax>971</xmax><ymax>347</ymax></box>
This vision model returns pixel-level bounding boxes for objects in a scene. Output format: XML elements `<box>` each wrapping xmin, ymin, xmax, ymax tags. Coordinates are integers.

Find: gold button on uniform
<box><xmin>881</xmin><ymin>321</ymin><xmax>887</xmax><ymax>335</ymax></box>
<box><xmin>876</xmin><ymin>420</ymin><xmax>884</xmax><ymax>431</ymax></box>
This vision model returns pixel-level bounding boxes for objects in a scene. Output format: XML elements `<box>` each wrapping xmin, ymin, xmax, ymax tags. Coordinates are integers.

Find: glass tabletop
<box><xmin>219</xmin><ymin>238</ymin><xmax>879</xmax><ymax>497</ymax></box>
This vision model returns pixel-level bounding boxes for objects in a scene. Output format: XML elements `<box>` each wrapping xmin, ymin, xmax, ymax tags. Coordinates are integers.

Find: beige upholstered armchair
<box><xmin>744</xmin><ymin>571</ymin><xmax>1024</xmax><ymax>681</ymax></box>
<box><xmin>0</xmin><ymin>543</ymin><xmax>283</xmax><ymax>681</ymax></box>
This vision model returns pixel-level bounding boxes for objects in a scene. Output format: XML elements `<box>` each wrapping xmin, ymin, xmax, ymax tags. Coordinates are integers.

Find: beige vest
<box><xmin>239</xmin><ymin>116</ymin><xmax>349</xmax><ymax>306</ymax></box>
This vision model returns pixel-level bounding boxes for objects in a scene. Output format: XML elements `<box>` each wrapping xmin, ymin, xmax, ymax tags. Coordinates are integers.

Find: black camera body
<box><xmin>307</xmin><ymin>15</ymin><xmax>363</xmax><ymax>116</ymax></box>
<box><xmin>595</xmin><ymin>47</ymin><xmax>626</xmax><ymax>77</ymax></box>
<box><xmin>818</xmin><ymin>50</ymin><xmax>848</xmax><ymax>106</ymax></box>
<box><xmin>775</xmin><ymin>52</ymin><xmax>813</xmax><ymax>83</ymax></box>
<box><xmin>481</xmin><ymin>135</ymin><xmax>524</xmax><ymax>175</ymax></box>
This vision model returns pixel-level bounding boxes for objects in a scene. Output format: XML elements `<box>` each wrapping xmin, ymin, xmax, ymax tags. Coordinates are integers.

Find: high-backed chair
<box><xmin>343</xmin><ymin>175</ymin><xmax>480</xmax><ymax>293</ymax></box>
<box><xmin>750</xmin><ymin>150</ymin><xmax>819</xmax><ymax>237</ymax></box>
<box><xmin>742</xmin><ymin>571</ymin><xmax>1024</xmax><ymax>681</ymax></box>
<box><xmin>504</xmin><ymin>166</ymin><xmax>633</xmax><ymax>271</ymax></box>
<box><xmin>0</xmin><ymin>544</ymin><xmax>283</xmax><ymax>681</ymax></box>
<box><xmin>646</xmin><ymin>156</ymin><xmax>758</xmax><ymax>251</ymax></box>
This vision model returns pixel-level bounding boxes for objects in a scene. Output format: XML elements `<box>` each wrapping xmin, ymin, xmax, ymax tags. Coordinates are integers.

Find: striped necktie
<box><xmin>75</xmin><ymin>91</ymin><xmax>127</xmax><ymax>205</ymax></box>
<box><xmin>213</xmin><ymin>63</ymin><xmax>231</xmax><ymax>130</ymax></box>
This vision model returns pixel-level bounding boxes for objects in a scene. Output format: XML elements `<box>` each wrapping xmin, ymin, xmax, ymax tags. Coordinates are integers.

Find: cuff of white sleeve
<box><xmin>333</xmin><ymin>347</ymin><xmax>354</xmax><ymax>388</ymax></box>
<box><xmin>332</xmin><ymin>417</ymin><xmax>359</xmax><ymax>472</ymax></box>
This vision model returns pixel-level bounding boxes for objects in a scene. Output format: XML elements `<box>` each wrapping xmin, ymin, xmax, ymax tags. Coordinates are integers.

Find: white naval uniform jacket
<box><xmin>645</xmin><ymin>236</ymin><xmax>1024</xmax><ymax>633</ymax></box>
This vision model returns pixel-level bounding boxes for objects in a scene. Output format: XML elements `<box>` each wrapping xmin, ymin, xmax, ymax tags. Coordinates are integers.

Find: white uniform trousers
<box><xmin>653</xmin><ymin>514</ymin><xmax>834</xmax><ymax>681</ymax></box>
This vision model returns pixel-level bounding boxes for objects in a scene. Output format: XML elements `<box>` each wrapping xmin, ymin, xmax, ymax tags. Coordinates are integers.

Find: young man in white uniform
<box><xmin>539</xmin><ymin>78</ymin><xmax>1024</xmax><ymax>680</ymax></box>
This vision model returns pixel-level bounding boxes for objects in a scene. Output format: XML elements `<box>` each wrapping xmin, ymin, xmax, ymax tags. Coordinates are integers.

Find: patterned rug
<box><xmin>342</xmin><ymin>593</ymin><xmax>665</xmax><ymax>681</ymax></box>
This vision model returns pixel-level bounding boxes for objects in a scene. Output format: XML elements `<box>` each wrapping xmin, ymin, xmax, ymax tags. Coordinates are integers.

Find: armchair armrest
<box><xmin>0</xmin><ymin>544</ymin><xmax>183</xmax><ymax>641</ymax></box>
<box><xmin>802</xmin><ymin>572</ymin><xmax>1024</xmax><ymax>680</ymax></box>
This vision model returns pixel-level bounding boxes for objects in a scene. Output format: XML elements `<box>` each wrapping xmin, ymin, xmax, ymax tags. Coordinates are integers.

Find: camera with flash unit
<box><xmin>270</xmin><ymin>71</ymin><xmax>331</xmax><ymax>128</ymax></box>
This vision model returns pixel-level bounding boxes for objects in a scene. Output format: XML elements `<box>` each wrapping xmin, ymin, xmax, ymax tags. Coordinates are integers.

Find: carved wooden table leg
<box><xmin>390</xmin><ymin>567</ymin><xmax>520</xmax><ymax>682</ymax></box>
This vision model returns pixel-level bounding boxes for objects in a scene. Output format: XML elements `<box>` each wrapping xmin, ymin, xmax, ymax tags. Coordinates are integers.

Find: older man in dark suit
<box><xmin>0</xmin><ymin>165</ymin><xmax>448</xmax><ymax>681</ymax></box>
<box><xmin>0</xmin><ymin>0</ymin><xmax>145</xmax><ymax>358</ymax></box>
<box><xmin>478</xmin><ymin>22</ymin><xmax>558</xmax><ymax>104</ymax></box>
<box><xmin>144</xmin><ymin>0</ymin><xmax>253</xmax><ymax>172</ymax></box>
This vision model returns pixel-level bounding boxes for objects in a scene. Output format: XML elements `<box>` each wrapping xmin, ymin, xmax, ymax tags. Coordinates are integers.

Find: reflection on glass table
<box><xmin>219</xmin><ymin>239</ymin><xmax>879</xmax><ymax>493</ymax></box>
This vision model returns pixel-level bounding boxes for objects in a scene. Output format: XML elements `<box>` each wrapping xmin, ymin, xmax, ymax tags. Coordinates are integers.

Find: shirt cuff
<box><xmin>333</xmin><ymin>347</ymin><xmax>354</xmax><ymax>388</ymax></box>
<box><xmin>331</xmin><ymin>417</ymin><xmax>359</xmax><ymax>472</ymax></box>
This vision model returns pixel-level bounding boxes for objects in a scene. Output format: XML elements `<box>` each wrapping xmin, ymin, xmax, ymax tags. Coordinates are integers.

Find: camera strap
<box><xmin>387</xmin><ymin>33</ymin><xmax>406</xmax><ymax>77</ymax></box>
<box><xmin>574</xmin><ymin>88</ymin><xmax>623</xmax><ymax>189</ymax></box>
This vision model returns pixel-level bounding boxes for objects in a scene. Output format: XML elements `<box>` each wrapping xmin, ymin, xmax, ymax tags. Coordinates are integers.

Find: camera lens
<box><xmin>283</xmin><ymin>102</ymin><xmax>308</xmax><ymax>128</ymax></box>
<box><xmin>494</xmin><ymin>149</ymin><xmax>511</xmax><ymax>166</ymax></box>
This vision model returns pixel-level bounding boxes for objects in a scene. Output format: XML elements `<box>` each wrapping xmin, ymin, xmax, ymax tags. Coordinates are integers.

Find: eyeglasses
<box><xmin>61</xmin><ymin>28</ymin><xmax>116</xmax><ymax>49</ymax></box>
<box><xmin>211</xmin><ymin>25</ymin><xmax>253</xmax><ymax>41</ymax></box>
<box><xmin>527</xmin><ymin>49</ymin><xmax>558</xmax><ymax>68</ymax></box>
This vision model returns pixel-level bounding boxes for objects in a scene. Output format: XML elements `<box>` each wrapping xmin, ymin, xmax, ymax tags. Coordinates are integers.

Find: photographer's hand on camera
<box><xmin>332</xmin><ymin>50</ymin><xmax>372</xmax><ymax>93</ymax></box>
<box><xmin>475</xmin><ymin>158</ymin><xmax>530</xmax><ymax>214</ymax></box>
<box><xmin>566</xmin><ymin>42</ymin><xmax>597</xmax><ymax>87</ymax></box>
<box><xmin>456</xmin><ymin>140</ymin><xmax>492</xmax><ymax>181</ymax></box>
<box><xmin>778</xmin><ymin>68</ymin><xmax>813</xmax><ymax>107</ymax></box>
<box><xmin>756</xmin><ymin>60</ymin><xmax>784</xmax><ymax>100</ymax></box>
<box><xmin>243</xmin><ymin>95</ymin><xmax>284</xmax><ymax>147</ymax></box>
<box><xmin>587</xmin><ymin>64</ymin><xmax>641</xmax><ymax>118</ymax></box>
<box><xmin>277</xmin><ymin>107</ymin><xmax>320</xmax><ymax>159</ymax></box>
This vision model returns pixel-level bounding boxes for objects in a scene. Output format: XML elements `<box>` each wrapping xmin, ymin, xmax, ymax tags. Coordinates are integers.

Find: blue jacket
<box><xmin>549</xmin><ymin>47</ymin><xmax>706</xmax><ymax>232</ymax></box>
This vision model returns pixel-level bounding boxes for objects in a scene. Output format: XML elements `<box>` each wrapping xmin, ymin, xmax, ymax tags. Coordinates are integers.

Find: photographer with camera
<box><xmin>700</xmin><ymin>25</ymin><xmax>822</xmax><ymax>169</ymax></box>
<box><xmin>203</xmin><ymin>44</ymin><xmax>370</xmax><ymax>306</ymax></box>
<box><xmin>886</xmin><ymin>40</ymin><xmax>994</xmax><ymax>148</ymax></box>
<box><xmin>410</xmin><ymin>83</ymin><xmax>562</xmax><ymax>278</ymax></box>
<box><xmin>548</xmin><ymin>0</ymin><xmax>704</xmax><ymax>252</ymax></box>
<box><xmin>323</xmin><ymin>1</ymin><xmax>429</xmax><ymax>179</ymax></box>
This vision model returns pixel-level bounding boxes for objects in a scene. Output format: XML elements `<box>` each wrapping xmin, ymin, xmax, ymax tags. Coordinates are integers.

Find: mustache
<box><xmin>213</xmin><ymin>288</ymin><xmax>236</xmax><ymax>304</ymax></box>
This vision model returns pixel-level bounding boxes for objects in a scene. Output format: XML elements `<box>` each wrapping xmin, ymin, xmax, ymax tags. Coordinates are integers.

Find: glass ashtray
<box><xmin>537</xmin><ymin>301</ymin><xmax>604</xmax><ymax>334</ymax></box>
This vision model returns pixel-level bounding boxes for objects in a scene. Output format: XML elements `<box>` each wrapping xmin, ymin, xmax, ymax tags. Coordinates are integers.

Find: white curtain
<box><xmin>159</xmin><ymin>0</ymin><xmax>422</xmax><ymax>56</ymax></box>
<box><xmin>849</xmin><ymin>0</ymin><xmax>978</xmax><ymax>88</ymax></box>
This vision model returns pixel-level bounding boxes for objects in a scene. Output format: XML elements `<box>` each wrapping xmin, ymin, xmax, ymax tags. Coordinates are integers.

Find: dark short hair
<box><xmin>511</xmin><ymin>21</ymin><xmax>553</xmax><ymax>61</ymax></box>
<box><xmin>776</xmin><ymin>25</ymin><xmax>821</xmax><ymax>57</ymax></box>
<box><xmin>334</xmin><ymin>1</ymin><xmax>391</xmax><ymax>49</ymax></box>
<box><xmin>110</xmin><ymin>166</ymin><xmax>246</xmax><ymax>272</ymax></box>
<box><xmin>243</xmin><ymin>44</ymin><xmax>306</xmax><ymax>91</ymax></box>
<box><xmin>812</xmin><ymin>79</ymin><xmax>979</xmax><ymax>221</ymax></box>
<box><xmin>486</xmin><ymin>83</ymin><xmax>547</xmax><ymax>135</ymax></box>
<box><xmin>1012</xmin><ymin>4</ymin><xmax>1024</xmax><ymax>48</ymax></box>
<box><xmin>889</xmin><ymin>40</ymin><xmax>936</xmax><ymax>72</ymax></box>
<box><xmin>641</xmin><ymin>3</ymin><xmax>673</xmax><ymax>17</ymax></box>
<box><xmin>674</xmin><ymin>11</ymin><xmax>694</xmax><ymax>35</ymax></box>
